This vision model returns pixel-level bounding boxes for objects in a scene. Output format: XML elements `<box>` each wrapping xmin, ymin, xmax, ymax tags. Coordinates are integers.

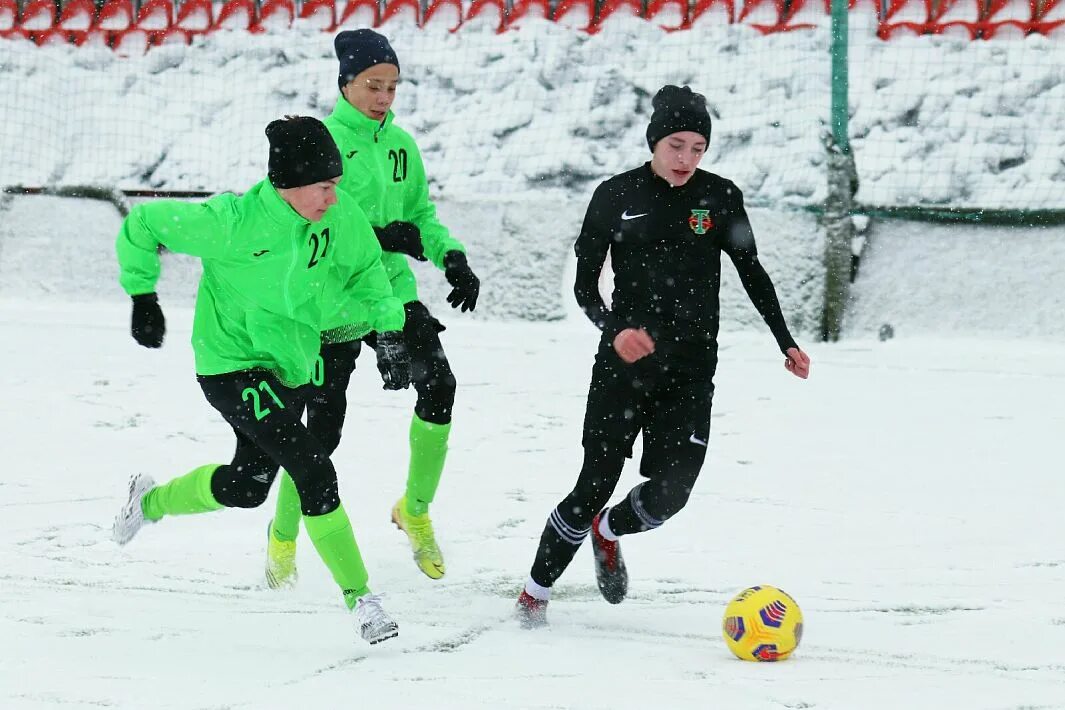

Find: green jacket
<box><xmin>323</xmin><ymin>97</ymin><xmax>466</xmax><ymax>307</ymax></box>
<box><xmin>116</xmin><ymin>179</ymin><xmax>404</xmax><ymax>387</ymax></box>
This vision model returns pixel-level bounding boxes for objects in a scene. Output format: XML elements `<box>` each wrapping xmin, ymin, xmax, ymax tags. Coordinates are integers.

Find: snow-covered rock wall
<box><xmin>3</xmin><ymin>20</ymin><xmax>1062</xmax><ymax>210</ymax></box>
<box><xmin>0</xmin><ymin>194</ymin><xmax>824</xmax><ymax>338</ymax></box>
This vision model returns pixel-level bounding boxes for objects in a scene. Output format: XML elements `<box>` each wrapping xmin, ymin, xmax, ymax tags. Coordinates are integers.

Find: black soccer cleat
<box><xmin>590</xmin><ymin>510</ymin><xmax>628</xmax><ymax>604</ymax></box>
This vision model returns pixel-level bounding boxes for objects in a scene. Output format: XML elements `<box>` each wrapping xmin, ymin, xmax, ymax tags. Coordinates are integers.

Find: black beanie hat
<box><xmin>265</xmin><ymin>116</ymin><xmax>343</xmax><ymax>189</ymax></box>
<box><xmin>645</xmin><ymin>85</ymin><xmax>713</xmax><ymax>151</ymax></box>
<box><xmin>335</xmin><ymin>29</ymin><xmax>400</xmax><ymax>90</ymax></box>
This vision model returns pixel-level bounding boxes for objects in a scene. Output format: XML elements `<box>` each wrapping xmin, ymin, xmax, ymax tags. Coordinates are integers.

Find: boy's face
<box><xmin>341</xmin><ymin>63</ymin><xmax>400</xmax><ymax>122</ymax></box>
<box><xmin>279</xmin><ymin>177</ymin><xmax>341</xmax><ymax>223</ymax></box>
<box><xmin>651</xmin><ymin>131</ymin><xmax>707</xmax><ymax>187</ymax></box>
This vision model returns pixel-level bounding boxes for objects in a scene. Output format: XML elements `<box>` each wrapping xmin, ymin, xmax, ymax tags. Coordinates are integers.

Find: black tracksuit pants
<box><xmin>198</xmin><ymin>370</ymin><xmax>340</xmax><ymax>517</ymax></box>
<box><xmin>530</xmin><ymin>341</ymin><xmax>716</xmax><ymax>588</ymax></box>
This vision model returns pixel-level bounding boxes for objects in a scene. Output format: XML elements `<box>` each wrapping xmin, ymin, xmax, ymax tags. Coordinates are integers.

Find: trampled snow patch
<box><xmin>1</xmin><ymin>303</ymin><xmax>1064</xmax><ymax>709</ymax></box>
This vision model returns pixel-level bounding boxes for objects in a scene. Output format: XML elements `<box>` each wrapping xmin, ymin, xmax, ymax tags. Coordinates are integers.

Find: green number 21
<box><xmin>242</xmin><ymin>381</ymin><xmax>286</xmax><ymax>421</ymax></box>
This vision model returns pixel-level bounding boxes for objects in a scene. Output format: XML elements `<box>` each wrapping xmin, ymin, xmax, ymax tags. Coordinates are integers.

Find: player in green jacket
<box><xmin>111</xmin><ymin>116</ymin><xmax>411</xmax><ymax>645</ymax></box>
<box><xmin>265</xmin><ymin>30</ymin><xmax>481</xmax><ymax>585</ymax></box>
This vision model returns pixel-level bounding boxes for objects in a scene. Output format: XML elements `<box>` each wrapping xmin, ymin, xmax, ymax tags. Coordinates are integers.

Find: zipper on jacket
<box><xmin>283</xmin><ymin>222</ymin><xmax>300</xmax><ymax>315</ymax></box>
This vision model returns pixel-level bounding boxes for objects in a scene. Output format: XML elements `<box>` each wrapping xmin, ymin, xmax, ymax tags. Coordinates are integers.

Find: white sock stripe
<box><xmin>549</xmin><ymin>517</ymin><xmax>585</xmax><ymax>545</ymax></box>
<box><xmin>550</xmin><ymin>507</ymin><xmax>590</xmax><ymax>538</ymax></box>
<box><xmin>549</xmin><ymin>509</ymin><xmax>589</xmax><ymax>545</ymax></box>
<box><xmin>629</xmin><ymin>484</ymin><xmax>663</xmax><ymax>529</ymax></box>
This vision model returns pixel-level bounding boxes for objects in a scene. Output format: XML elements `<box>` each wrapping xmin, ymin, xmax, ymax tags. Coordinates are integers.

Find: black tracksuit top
<box><xmin>574</xmin><ymin>163</ymin><xmax>797</xmax><ymax>356</ymax></box>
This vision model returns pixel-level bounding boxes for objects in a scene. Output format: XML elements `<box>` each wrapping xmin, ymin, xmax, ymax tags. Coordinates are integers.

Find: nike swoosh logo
<box><xmin>688</xmin><ymin>434</ymin><xmax>708</xmax><ymax>447</ymax></box>
<box><xmin>621</xmin><ymin>210</ymin><xmax>648</xmax><ymax>221</ymax></box>
<box><xmin>346</xmin><ymin>150</ymin><xmax>358</xmax><ymax>159</ymax></box>
<box><xmin>253</xmin><ymin>249</ymin><xmax>270</xmax><ymax>257</ymax></box>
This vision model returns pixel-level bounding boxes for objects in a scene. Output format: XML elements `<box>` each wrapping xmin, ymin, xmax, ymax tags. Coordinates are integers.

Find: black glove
<box><xmin>374</xmin><ymin>331</ymin><xmax>412</xmax><ymax>391</ymax></box>
<box><xmin>373</xmin><ymin>221</ymin><xmax>426</xmax><ymax>261</ymax></box>
<box><xmin>443</xmin><ymin>250</ymin><xmax>479</xmax><ymax>312</ymax></box>
<box><xmin>130</xmin><ymin>293</ymin><xmax>165</xmax><ymax>348</ymax></box>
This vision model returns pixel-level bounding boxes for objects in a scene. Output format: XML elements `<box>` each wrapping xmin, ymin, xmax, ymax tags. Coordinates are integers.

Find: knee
<box><xmin>308</xmin><ymin>419</ymin><xmax>343</xmax><ymax>457</ymax></box>
<box><xmin>555</xmin><ymin>496</ymin><xmax>598</xmax><ymax>529</ymax></box>
<box><xmin>414</xmin><ymin>369</ymin><xmax>456</xmax><ymax>424</ymax></box>
<box><xmin>212</xmin><ymin>473</ymin><xmax>273</xmax><ymax>509</ymax></box>
<box><xmin>642</xmin><ymin>478</ymin><xmax>695</xmax><ymax>523</ymax></box>
<box><xmin>287</xmin><ymin>468</ymin><xmax>340</xmax><ymax>517</ymax></box>
<box><xmin>236</xmin><ymin>487</ymin><xmax>271</xmax><ymax>509</ymax></box>
<box><xmin>556</xmin><ymin>442</ymin><xmax>627</xmax><ymax>528</ymax></box>
<box><xmin>414</xmin><ymin>358</ymin><xmax>456</xmax><ymax>398</ymax></box>
<box><xmin>296</xmin><ymin>483</ymin><xmax>340</xmax><ymax>517</ymax></box>
<box><xmin>305</xmin><ymin>397</ymin><xmax>346</xmax><ymax>454</ymax></box>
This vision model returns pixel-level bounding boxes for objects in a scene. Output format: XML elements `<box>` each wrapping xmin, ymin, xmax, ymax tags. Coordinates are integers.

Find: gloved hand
<box><xmin>373</xmin><ymin>221</ymin><xmax>426</xmax><ymax>261</ymax></box>
<box><xmin>443</xmin><ymin>250</ymin><xmax>479</xmax><ymax>312</ymax></box>
<box><xmin>374</xmin><ymin>330</ymin><xmax>412</xmax><ymax>391</ymax></box>
<box><xmin>130</xmin><ymin>293</ymin><xmax>165</xmax><ymax>348</ymax></box>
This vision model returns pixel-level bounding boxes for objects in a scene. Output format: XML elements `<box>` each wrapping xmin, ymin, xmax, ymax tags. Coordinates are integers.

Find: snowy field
<box><xmin>2</xmin><ymin>300</ymin><xmax>1064</xmax><ymax>709</ymax></box>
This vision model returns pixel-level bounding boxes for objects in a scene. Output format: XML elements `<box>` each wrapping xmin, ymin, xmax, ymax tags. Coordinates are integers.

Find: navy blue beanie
<box><xmin>335</xmin><ymin>29</ymin><xmax>400</xmax><ymax>90</ymax></box>
<box><xmin>646</xmin><ymin>85</ymin><xmax>713</xmax><ymax>151</ymax></box>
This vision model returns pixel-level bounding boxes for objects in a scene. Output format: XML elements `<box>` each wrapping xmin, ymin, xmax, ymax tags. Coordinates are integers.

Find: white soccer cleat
<box><xmin>112</xmin><ymin>473</ymin><xmax>156</xmax><ymax>545</ymax></box>
<box><xmin>352</xmin><ymin>594</ymin><xmax>399</xmax><ymax>645</ymax></box>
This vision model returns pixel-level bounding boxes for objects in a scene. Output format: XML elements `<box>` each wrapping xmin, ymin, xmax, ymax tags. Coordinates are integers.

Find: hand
<box><xmin>443</xmin><ymin>251</ymin><xmax>479</xmax><ymax>312</ymax></box>
<box><xmin>373</xmin><ymin>221</ymin><xmax>426</xmax><ymax>261</ymax></box>
<box><xmin>613</xmin><ymin>328</ymin><xmax>655</xmax><ymax>364</ymax></box>
<box><xmin>374</xmin><ymin>331</ymin><xmax>412</xmax><ymax>390</ymax></box>
<box><xmin>130</xmin><ymin>293</ymin><xmax>165</xmax><ymax>348</ymax></box>
<box><xmin>784</xmin><ymin>347</ymin><xmax>810</xmax><ymax>379</ymax></box>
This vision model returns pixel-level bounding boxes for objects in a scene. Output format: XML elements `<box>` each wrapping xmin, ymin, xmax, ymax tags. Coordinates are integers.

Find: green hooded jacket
<box><xmin>323</xmin><ymin>97</ymin><xmax>466</xmax><ymax>310</ymax></box>
<box><xmin>116</xmin><ymin>179</ymin><xmax>404</xmax><ymax>387</ymax></box>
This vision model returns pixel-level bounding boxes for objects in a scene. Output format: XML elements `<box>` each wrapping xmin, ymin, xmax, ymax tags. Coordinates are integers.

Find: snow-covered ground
<box><xmin>846</xmin><ymin>219</ymin><xmax>1065</xmax><ymax>340</ymax></box>
<box><xmin>3</xmin><ymin>19</ymin><xmax>1063</xmax><ymax>210</ymax></box>
<box><xmin>2</xmin><ymin>300</ymin><xmax>1064</xmax><ymax>709</ymax></box>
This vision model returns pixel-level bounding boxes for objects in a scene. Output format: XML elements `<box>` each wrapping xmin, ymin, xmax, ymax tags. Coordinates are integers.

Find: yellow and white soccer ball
<box><xmin>722</xmin><ymin>585</ymin><xmax>803</xmax><ymax>662</ymax></box>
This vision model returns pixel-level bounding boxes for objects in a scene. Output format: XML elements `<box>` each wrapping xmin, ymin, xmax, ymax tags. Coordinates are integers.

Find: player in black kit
<box><xmin>516</xmin><ymin>85</ymin><xmax>812</xmax><ymax>628</ymax></box>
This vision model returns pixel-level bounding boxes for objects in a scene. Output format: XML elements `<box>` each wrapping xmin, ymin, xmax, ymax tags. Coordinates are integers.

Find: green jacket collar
<box><xmin>259</xmin><ymin>178</ymin><xmax>306</xmax><ymax>227</ymax></box>
<box><xmin>331</xmin><ymin>96</ymin><xmax>394</xmax><ymax>140</ymax></box>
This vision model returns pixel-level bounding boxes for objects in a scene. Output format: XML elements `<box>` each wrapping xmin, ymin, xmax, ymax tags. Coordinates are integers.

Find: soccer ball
<box><xmin>722</xmin><ymin>585</ymin><xmax>803</xmax><ymax>662</ymax></box>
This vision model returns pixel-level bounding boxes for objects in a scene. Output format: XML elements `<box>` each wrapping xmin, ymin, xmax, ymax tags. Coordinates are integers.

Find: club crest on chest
<box><xmin>689</xmin><ymin>209</ymin><xmax>713</xmax><ymax>235</ymax></box>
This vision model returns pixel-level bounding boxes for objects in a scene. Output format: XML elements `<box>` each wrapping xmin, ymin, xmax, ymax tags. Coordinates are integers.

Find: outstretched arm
<box><xmin>115</xmin><ymin>195</ymin><xmax>235</xmax><ymax>348</ymax></box>
<box><xmin>720</xmin><ymin>186</ymin><xmax>810</xmax><ymax>378</ymax></box>
<box><xmin>719</xmin><ymin>188</ymin><xmax>796</xmax><ymax>354</ymax></box>
<box><xmin>116</xmin><ymin>196</ymin><xmax>235</xmax><ymax>296</ymax></box>
<box><xmin>404</xmin><ymin>146</ymin><xmax>465</xmax><ymax>268</ymax></box>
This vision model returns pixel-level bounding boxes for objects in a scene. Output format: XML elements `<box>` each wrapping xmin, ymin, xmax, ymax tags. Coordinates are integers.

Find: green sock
<box><xmin>271</xmin><ymin>472</ymin><xmax>302</xmax><ymax>542</ymax></box>
<box><xmin>141</xmin><ymin>464</ymin><xmax>224</xmax><ymax>522</ymax></box>
<box><xmin>405</xmin><ymin>415</ymin><xmax>451</xmax><ymax>517</ymax></box>
<box><xmin>303</xmin><ymin>504</ymin><xmax>370</xmax><ymax>610</ymax></box>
